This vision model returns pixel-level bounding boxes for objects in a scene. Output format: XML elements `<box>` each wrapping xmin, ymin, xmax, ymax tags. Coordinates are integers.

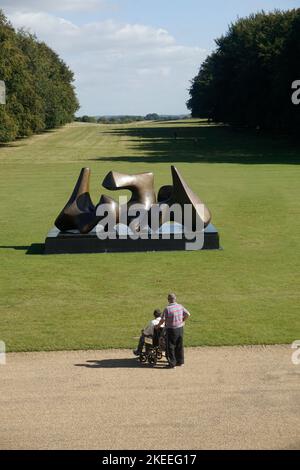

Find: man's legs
<box><xmin>166</xmin><ymin>329</ymin><xmax>177</xmax><ymax>367</ymax></box>
<box><xmin>134</xmin><ymin>334</ymin><xmax>145</xmax><ymax>355</ymax></box>
<box><xmin>175</xmin><ymin>328</ymin><xmax>184</xmax><ymax>365</ymax></box>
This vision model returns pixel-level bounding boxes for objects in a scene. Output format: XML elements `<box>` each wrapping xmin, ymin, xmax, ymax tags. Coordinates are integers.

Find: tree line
<box><xmin>187</xmin><ymin>9</ymin><xmax>300</xmax><ymax>131</ymax></box>
<box><xmin>0</xmin><ymin>10</ymin><xmax>79</xmax><ymax>142</ymax></box>
<box><xmin>75</xmin><ymin>114</ymin><xmax>190</xmax><ymax>124</ymax></box>
<box><xmin>75</xmin><ymin>115</ymin><xmax>145</xmax><ymax>124</ymax></box>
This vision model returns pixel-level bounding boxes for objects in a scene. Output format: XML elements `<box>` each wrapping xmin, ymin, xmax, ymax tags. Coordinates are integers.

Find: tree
<box><xmin>187</xmin><ymin>9</ymin><xmax>300</xmax><ymax>131</ymax></box>
<box><xmin>80</xmin><ymin>115</ymin><xmax>97</xmax><ymax>123</ymax></box>
<box><xmin>0</xmin><ymin>9</ymin><xmax>79</xmax><ymax>142</ymax></box>
<box><xmin>145</xmin><ymin>113</ymin><xmax>160</xmax><ymax>121</ymax></box>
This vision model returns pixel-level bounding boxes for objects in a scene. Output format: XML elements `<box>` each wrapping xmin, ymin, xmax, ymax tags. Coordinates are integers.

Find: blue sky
<box><xmin>3</xmin><ymin>0</ymin><xmax>299</xmax><ymax>115</ymax></box>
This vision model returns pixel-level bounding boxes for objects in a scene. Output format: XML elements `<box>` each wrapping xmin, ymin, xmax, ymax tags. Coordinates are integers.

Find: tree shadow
<box><xmin>0</xmin><ymin>142</ymin><xmax>21</xmax><ymax>148</ymax></box>
<box><xmin>0</xmin><ymin>128</ymin><xmax>61</xmax><ymax>148</ymax></box>
<box><xmin>74</xmin><ymin>358</ymin><xmax>166</xmax><ymax>369</ymax></box>
<box><xmin>90</xmin><ymin>124</ymin><xmax>300</xmax><ymax>165</ymax></box>
<box><xmin>0</xmin><ymin>244</ymin><xmax>44</xmax><ymax>255</ymax></box>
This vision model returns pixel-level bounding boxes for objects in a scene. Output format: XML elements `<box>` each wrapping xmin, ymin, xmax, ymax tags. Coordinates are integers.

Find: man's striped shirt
<box><xmin>162</xmin><ymin>303</ymin><xmax>190</xmax><ymax>329</ymax></box>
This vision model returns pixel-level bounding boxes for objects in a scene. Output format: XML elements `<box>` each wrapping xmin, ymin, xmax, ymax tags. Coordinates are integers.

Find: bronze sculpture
<box><xmin>102</xmin><ymin>171</ymin><xmax>157</xmax><ymax>231</ymax></box>
<box><xmin>55</xmin><ymin>166</ymin><xmax>211</xmax><ymax>234</ymax></box>
<box><xmin>54</xmin><ymin>167</ymin><xmax>100</xmax><ymax>234</ymax></box>
<box><xmin>158</xmin><ymin>166</ymin><xmax>211</xmax><ymax>230</ymax></box>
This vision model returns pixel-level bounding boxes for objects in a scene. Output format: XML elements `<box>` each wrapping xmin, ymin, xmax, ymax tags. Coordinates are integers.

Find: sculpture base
<box><xmin>44</xmin><ymin>224</ymin><xmax>220</xmax><ymax>254</ymax></box>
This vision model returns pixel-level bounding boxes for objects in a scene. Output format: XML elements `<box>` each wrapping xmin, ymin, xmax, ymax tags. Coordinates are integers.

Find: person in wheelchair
<box><xmin>133</xmin><ymin>309</ymin><xmax>164</xmax><ymax>357</ymax></box>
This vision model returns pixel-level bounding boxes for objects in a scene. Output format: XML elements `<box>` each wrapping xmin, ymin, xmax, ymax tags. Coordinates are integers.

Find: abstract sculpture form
<box><xmin>158</xmin><ymin>166</ymin><xmax>211</xmax><ymax>231</ymax></box>
<box><xmin>102</xmin><ymin>170</ymin><xmax>157</xmax><ymax>231</ymax></box>
<box><xmin>55</xmin><ymin>166</ymin><xmax>211</xmax><ymax>234</ymax></box>
<box><xmin>45</xmin><ymin>166</ymin><xmax>219</xmax><ymax>254</ymax></box>
<box><xmin>54</xmin><ymin>167</ymin><xmax>98</xmax><ymax>234</ymax></box>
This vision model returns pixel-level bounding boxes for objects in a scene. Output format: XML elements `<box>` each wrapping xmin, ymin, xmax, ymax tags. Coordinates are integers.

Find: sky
<box><xmin>2</xmin><ymin>0</ymin><xmax>299</xmax><ymax>115</ymax></box>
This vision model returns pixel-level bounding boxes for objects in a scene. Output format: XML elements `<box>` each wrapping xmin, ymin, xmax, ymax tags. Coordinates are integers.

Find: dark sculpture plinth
<box><xmin>44</xmin><ymin>166</ymin><xmax>220</xmax><ymax>254</ymax></box>
<box><xmin>44</xmin><ymin>224</ymin><xmax>220</xmax><ymax>254</ymax></box>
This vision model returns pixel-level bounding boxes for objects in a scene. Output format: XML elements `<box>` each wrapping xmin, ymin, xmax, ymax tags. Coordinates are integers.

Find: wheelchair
<box><xmin>138</xmin><ymin>328</ymin><xmax>167</xmax><ymax>365</ymax></box>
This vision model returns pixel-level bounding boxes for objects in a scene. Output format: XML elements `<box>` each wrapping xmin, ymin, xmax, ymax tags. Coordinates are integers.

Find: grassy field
<box><xmin>0</xmin><ymin>120</ymin><xmax>299</xmax><ymax>352</ymax></box>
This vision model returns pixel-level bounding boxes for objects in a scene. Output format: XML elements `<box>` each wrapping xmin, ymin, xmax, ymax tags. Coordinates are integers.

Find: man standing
<box><xmin>157</xmin><ymin>293</ymin><xmax>190</xmax><ymax>368</ymax></box>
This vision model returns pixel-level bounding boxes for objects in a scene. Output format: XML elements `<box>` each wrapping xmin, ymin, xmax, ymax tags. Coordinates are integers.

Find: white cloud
<box><xmin>8</xmin><ymin>11</ymin><xmax>206</xmax><ymax>114</ymax></box>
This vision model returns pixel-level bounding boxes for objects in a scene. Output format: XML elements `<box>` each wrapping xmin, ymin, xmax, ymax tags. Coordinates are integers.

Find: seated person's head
<box><xmin>168</xmin><ymin>293</ymin><xmax>176</xmax><ymax>303</ymax></box>
<box><xmin>153</xmin><ymin>309</ymin><xmax>161</xmax><ymax>318</ymax></box>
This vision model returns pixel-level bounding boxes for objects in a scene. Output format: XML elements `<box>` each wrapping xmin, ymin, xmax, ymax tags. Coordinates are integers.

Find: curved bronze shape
<box><xmin>55</xmin><ymin>168</ymin><xmax>100</xmax><ymax>234</ymax></box>
<box><xmin>158</xmin><ymin>185</ymin><xmax>173</xmax><ymax>203</ymax></box>
<box><xmin>99</xmin><ymin>194</ymin><xmax>120</xmax><ymax>225</ymax></box>
<box><xmin>54</xmin><ymin>166</ymin><xmax>211</xmax><ymax>234</ymax></box>
<box><xmin>102</xmin><ymin>171</ymin><xmax>156</xmax><ymax>208</ymax></box>
<box><xmin>102</xmin><ymin>171</ymin><xmax>156</xmax><ymax>230</ymax></box>
<box><xmin>158</xmin><ymin>166</ymin><xmax>211</xmax><ymax>229</ymax></box>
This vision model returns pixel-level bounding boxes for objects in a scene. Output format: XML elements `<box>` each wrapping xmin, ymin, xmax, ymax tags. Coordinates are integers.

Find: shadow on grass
<box><xmin>90</xmin><ymin>125</ymin><xmax>300</xmax><ymax>165</ymax></box>
<box><xmin>0</xmin><ymin>244</ymin><xmax>44</xmax><ymax>255</ymax></box>
<box><xmin>74</xmin><ymin>358</ymin><xmax>166</xmax><ymax>369</ymax></box>
<box><xmin>0</xmin><ymin>128</ymin><xmax>62</xmax><ymax>148</ymax></box>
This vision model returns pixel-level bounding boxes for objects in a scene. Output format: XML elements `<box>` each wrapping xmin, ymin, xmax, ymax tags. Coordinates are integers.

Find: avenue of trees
<box><xmin>0</xmin><ymin>10</ymin><xmax>78</xmax><ymax>142</ymax></box>
<box><xmin>187</xmin><ymin>9</ymin><xmax>300</xmax><ymax>130</ymax></box>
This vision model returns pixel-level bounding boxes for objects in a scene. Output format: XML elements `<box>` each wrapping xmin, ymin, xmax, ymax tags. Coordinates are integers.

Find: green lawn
<box><xmin>0</xmin><ymin>120</ymin><xmax>299</xmax><ymax>352</ymax></box>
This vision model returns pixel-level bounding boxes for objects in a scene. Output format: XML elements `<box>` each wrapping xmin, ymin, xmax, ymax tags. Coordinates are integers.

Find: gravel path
<box><xmin>1</xmin><ymin>345</ymin><xmax>300</xmax><ymax>449</ymax></box>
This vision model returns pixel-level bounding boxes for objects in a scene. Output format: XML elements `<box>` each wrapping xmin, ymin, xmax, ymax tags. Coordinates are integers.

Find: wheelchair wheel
<box><xmin>156</xmin><ymin>350</ymin><xmax>163</xmax><ymax>360</ymax></box>
<box><xmin>148</xmin><ymin>355</ymin><xmax>157</xmax><ymax>365</ymax></box>
<box><xmin>139</xmin><ymin>353</ymin><xmax>147</xmax><ymax>363</ymax></box>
